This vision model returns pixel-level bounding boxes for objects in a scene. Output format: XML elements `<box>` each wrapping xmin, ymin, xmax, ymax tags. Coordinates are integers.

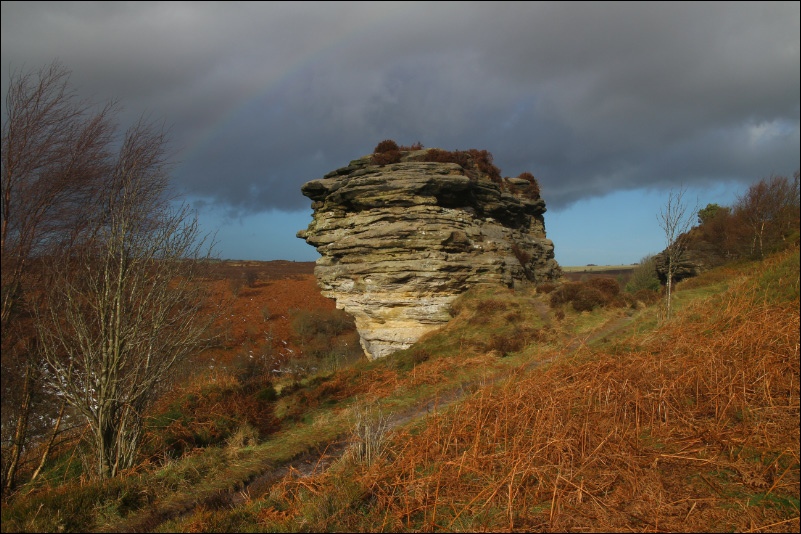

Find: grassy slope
<box><xmin>1</xmin><ymin>249</ymin><xmax>798</xmax><ymax>533</ymax></box>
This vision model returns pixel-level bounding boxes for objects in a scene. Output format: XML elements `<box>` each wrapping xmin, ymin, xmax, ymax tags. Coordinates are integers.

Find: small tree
<box><xmin>697</xmin><ymin>203</ymin><xmax>726</xmax><ymax>226</ymax></box>
<box><xmin>657</xmin><ymin>186</ymin><xmax>697</xmax><ymax>320</ymax></box>
<box><xmin>1</xmin><ymin>60</ymin><xmax>116</xmax><ymax>492</ymax></box>
<box><xmin>34</xmin><ymin>115</ymin><xmax>216</xmax><ymax>479</ymax></box>
<box><xmin>625</xmin><ymin>254</ymin><xmax>661</xmax><ymax>294</ymax></box>
<box><xmin>733</xmin><ymin>173</ymin><xmax>800</xmax><ymax>258</ymax></box>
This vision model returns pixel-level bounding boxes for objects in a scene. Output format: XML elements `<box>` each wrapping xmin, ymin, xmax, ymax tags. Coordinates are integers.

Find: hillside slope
<box><xmin>1</xmin><ymin>249</ymin><xmax>798</xmax><ymax>533</ymax></box>
<box><xmin>205</xmin><ymin>249</ymin><xmax>800</xmax><ymax>532</ymax></box>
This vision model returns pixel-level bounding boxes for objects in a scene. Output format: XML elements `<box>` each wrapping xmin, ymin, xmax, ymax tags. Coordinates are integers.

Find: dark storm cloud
<box><xmin>2</xmin><ymin>1</ymin><xmax>799</xmax><ymax>214</ymax></box>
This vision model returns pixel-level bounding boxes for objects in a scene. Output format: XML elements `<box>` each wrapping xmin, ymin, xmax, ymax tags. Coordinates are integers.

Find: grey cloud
<box><xmin>2</xmin><ymin>1</ymin><xmax>798</xmax><ymax>216</ymax></box>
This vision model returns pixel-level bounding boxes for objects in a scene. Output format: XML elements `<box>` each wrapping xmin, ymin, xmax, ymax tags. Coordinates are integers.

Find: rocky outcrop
<box><xmin>654</xmin><ymin>249</ymin><xmax>705</xmax><ymax>284</ymax></box>
<box><xmin>297</xmin><ymin>148</ymin><xmax>560</xmax><ymax>359</ymax></box>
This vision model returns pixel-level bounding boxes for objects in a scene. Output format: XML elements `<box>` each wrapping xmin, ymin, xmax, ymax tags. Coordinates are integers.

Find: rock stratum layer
<box><xmin>297</xmin><ymin>148</ymin><xmax>560</xmax><ymax>359</ymax></box>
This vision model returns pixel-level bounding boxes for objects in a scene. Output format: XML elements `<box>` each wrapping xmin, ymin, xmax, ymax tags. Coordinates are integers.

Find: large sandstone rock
<box><xmin>297</xmin><ymin>148</ymin><xmax>560</xmax><ymax>359</ymax></box>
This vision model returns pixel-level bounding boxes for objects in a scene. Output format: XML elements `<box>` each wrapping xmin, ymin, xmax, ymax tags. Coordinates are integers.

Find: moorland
<box><xmin>1</xmin><ymin>245</ymin><xmax>798</xmax><ymax>532</ymax></box>
<box><xmin>2</xmin><ymin>61</ymin><xmax>798</xmax><ymax>533</ymax></box>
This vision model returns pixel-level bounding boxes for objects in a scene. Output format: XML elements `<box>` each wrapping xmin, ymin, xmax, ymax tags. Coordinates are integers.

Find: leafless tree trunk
<box><xmin>2</xmin><ymin>364</ymin><xmax>32</xmax><ymax>493</ymax></box>
<box><xmin>1</xmin><ymin>60</ymin><xmax>115</xmax><ymax>493</ymax></box>
<box><xmin>657</xmin><ymin>186</ymin><xmax>697</xmax><ymax>320</ymax></box>
<box><xmin>35</xmin><ymin>119</ymin><xmax>217</xmax><ymax>479</ymax></box>
<box><xmin>29</xmin><ymin>400</ymin><xmax>66</xmax><ymax>485</ymax></box>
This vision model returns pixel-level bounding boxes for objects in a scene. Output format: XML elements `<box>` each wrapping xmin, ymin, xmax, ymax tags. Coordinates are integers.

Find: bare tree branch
<box><xmin>657</xmin><ymin>185</ymin><xmax>698</xmax><ymax>320</ymax></box>
<box><xmin>2</xmin><ymin>60</ymin><xmax>218</xmax><ymax>483</ymax></box>
<box><xmin>1</xmin><ymin>60</ymin><xmax>116</xmax><ymax>493</ymax></box>
<box><xmin>36</xmin><ymin>119</ymin><xmax>217</xmax><ymax>478</ymax></box>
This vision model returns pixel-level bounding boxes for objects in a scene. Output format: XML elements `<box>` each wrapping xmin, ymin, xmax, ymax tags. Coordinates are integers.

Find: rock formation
<box><xmin>297</xmin><ymin>147</ymin><xmax>560</xmax><ymax>359</ymax></box>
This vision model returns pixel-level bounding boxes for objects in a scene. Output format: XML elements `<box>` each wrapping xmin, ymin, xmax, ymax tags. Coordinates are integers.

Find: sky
<box><xmin>2</xmin><ymin>1</ymin><xmax>799</xmax><ymax>266</ymax></box>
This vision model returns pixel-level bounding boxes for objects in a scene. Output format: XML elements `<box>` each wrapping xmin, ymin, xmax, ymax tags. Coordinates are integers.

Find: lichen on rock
<box><xmin>297</xmin><ymin>146</ymin><xmax>560</xmax><ymax>359</ymax></box>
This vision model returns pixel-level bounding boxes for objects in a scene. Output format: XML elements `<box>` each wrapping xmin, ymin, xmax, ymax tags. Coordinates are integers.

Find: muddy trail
<box><xmin>107</xmin><ymin>311</ymin><xmax>637</xmax><ymax>533</ymax></box>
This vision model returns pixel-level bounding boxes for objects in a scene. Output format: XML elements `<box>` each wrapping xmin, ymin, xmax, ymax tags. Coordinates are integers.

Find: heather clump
<box><xmin>414</xmin><ymin>147</ymin><xmax>502</xmax><ymax>182</ymax></box>
<box><xmin>549</xmin><ymin>278</ymin><xmax>632</xmax><ymax>312</ymax></box>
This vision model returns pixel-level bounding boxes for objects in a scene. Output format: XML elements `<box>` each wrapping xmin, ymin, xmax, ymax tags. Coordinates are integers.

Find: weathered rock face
<box><xmin>297</xmin><ymin>149</ymin><xmax>560</xmax><ymax>359</ymax></box>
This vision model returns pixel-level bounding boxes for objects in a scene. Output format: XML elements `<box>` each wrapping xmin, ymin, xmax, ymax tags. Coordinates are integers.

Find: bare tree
<box><xmin>2</xmin><ymin>60</ymin><xmax>217</xmax><ymax>483</ymax></box>
<box><xmin>1</xmin><ymin>60</ymin><xmax>115</xmax><ymax>492</ymax></box>
<box><xmin>1</xmin><ymin>60</ymin><xmax>115</xmax><ymax>328</ymax></box>
<box><xmin>657</xmin><ymin>186</ymin><xmax>697</xmax><ymax>320</ymax></box>
<box><xmin>35</xmin><ymin>118</ymin><xmax>217</xmax><ymax>479</ymax></box>
<box><xmin>733</xmin><ymin>173</ymin><xmax>800</xmax><ymax>258</ymax></box>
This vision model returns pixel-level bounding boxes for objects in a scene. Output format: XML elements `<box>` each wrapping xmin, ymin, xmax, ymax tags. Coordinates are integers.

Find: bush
<box><xmin>371</xmin><ymin>150</ymin><xmax>401</xmax><ymax>165</ymax></box>
<box><xmin>586</xmin><ymin>277</ymin><xmax>620</xmax><ymax>297</ymax></box>
<box><xmin>516</xmin><ymin>171</ymin><xmax>541</xmax><ymax>199</ymax></box>
<box><xmin>571</xmin><ymin>286</ymin><xmax>607</xmax><ymax>312</ymax></box>
<box><xmin>549</xmin><ymin>282</ymin><xmax>583</xmax><ymax>308</ymax></box>
<box><xmin>626</xmin><ymin>255</ymin><xmax>661</xmax><ymax>293</ymax></box>
<box><xmin>488</xmin><ymin>333</ymin><xmax>527</xmax><ymax>356</ymax></box>
<box><xmin>537</xmin><ymin>282</ymin><xmax>557</xmax><ymax>294</ymax></box>
<box><xmin>373</xmin><ymin>139</ymin><xmax>399</xmax><ymax>153</ymax></box>
<box><xmin>244</xmin><ymin>269</ymin><xmax>258</xmax><ymax>288</ymax></box>
<box><xmin>632</xmin><ymin>288</ymin><xmax>661</xmax><ymax>306</ymax></box>
<box><xmin>550</xmin><ymin>280</ymin><xmax>617</xmax><ymax>311</ymax></box>
<box><xmin>228</xmin><ymin>276</ymin><xmax>244</xmax><ymax>296</ymax></box>
<box><xmin>399</xmin><ymin>141</ymin><xmax>424</xmax><ymax>151</ymax></box>
<box><xmin>414</xmin><ymin>147</ymin><xmax>502</xmax><ymax>182</ymax></box>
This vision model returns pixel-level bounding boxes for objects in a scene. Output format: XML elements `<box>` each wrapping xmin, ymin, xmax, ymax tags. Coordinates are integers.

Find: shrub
<box><xmin>414</xmin><ymin>147</ymin><xmax>502</xmax><ymax>182</ymax></box>
<box><xmin>549</xmin><ymin>282</ymin><xmax>583</xmax><ymax>308</ymax></box>
<box><xmin>371</xmin><ymin>150</ymin><xmax>401</xmax><ymax>165</ymax></box>
<box><xmin>632</xmin><ymin>288</ymin><xmax>661</xmax><ymax>306</ymax></box>
<box><xmin>550</xmin><ymin>280</ymin><xmax>618</xmax><ymax>311</ymax></box>
<box><xmin>537</xmin><ymin>282</ymin><xmax>557</xmax><ymax>294</ymax></box>
<box><xmin>516</xmin><ymin>171</ymin><xmax>541</xmax><ymax>199</ymax></box>
<box><xmin>373</xmin><ymin>139</ymin><xmax>399</xmax><ymax>153</ymax></box>
<box><xmin>228</xmin><ymin>276</ymin><xmax>244</xmax><ymax>296</ymax></box>
<box><xmin>244</xmin><ymin>269</ymin><xmax>258</xmax><ymax>288</ymax></box>
<box><xmin>572</xmin><ymin>286</ymin><xmax>607</xmax><ymax>312</ymax></box>
<box><xmin>626</xmin><ymin>254</ymin><xmax>662</xmax><ymax>293</ymax></box>
<box><xmin>399</xmin><ymin>141</ymin><xmax>424</xmax><ymax>151</ymax></box>
<box><xmin>488</xmin><ymin>333</ymin><xmax>526</xmax><ymax>356</ymax></box>
<box><xmin>586</xmin><ymin>277</ymin><xmax>620</xmax><ymax>297</ymax></box>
